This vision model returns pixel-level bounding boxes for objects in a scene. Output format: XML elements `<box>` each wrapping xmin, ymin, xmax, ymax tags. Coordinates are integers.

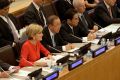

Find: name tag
<box><xmin>115</xmin><ymin>37</ymin><xmax>120</xmax><ymax>46</ymax></box>
<box><xmin>68</xmin><ymin>58</ymin><xmax>83</xmax><ymax>71</ymax></box>
<box><xmin>92</xmin><ymin>45</ymin><xmax>107</xmax><ymax>58</ymax></box>
<box><xmin>43</xmin><ymin>71</ymin><xmax>59</xmax><ymax>80</ymax></box>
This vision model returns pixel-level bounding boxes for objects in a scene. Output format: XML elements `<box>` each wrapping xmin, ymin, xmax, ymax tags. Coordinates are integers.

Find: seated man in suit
<box><xmin>24</xmin><ymin>0</ymin><xmax>47</xmax><ymax>27</ymax></box>
<box><xmin>60</xmin><ymin>9</ymin><xmax>82</xmax><ymax>43</ymax></box>
<box><xmin>55</xmin><ymin>0</ymin><xmax>74</xmax><ymax>21</ymax></box>
<box><xmin>94</xmin><ymin>0</ymin><xmax>120</xmax><ymax>27</ymax></box>
<box><xmin>41</xmin><ymin>15</ymin><xmax>75</xmax><ymax>53</ymax></box>
<box><xmin>0</xmin><ymin>60</ymin><xmax>19</xmax><ymax>78</ymax></box>
<box><xmin>0</xmin><ymin>0</ymin><xmax>20</xmax><ymax>47</ymax></box>
<box><xmin>73</xmin><ymin>0</ymin><xmax>98</xmax><ymax>37</ymax></box>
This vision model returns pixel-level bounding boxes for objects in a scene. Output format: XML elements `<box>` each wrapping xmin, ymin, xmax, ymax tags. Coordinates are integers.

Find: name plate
<box><xmin>92</xmin><ymin>45</ymin><xmax>107</xmax><ymax>58</ymax></box>
<box><xmin>43</xmin><ymin>71</ymin><xmax>59</xmax><ymax>80</ymax></box>
<box><xmin>115</xmin><ymin>37</ymin><xmax>120</xmax><ymax>46</ymax></box>
<box><xmin>68</xmin><ymin>58</ymin><xmax>83</xmax><ymax>71</ymax></box>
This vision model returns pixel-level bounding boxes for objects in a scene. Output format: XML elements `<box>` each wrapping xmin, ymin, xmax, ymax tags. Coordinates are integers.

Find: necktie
<box><xmin>5</xmin><ymin>16</ymin><xmax>19</xmax><ymax>42</ymax></box>
<box><xmin>51</xmin><ymin>35</ymin><xmax>56</xmax><ymax>47</ymax></box>
<box><xmin>81</xmin><ymin>14</ymin><xmax>89</xmax><ymax>30</ymax></box>
<box><xmin>108</xmin><ymin>7</ymin><xmax>113</xmax><ymax>19</ymax></box>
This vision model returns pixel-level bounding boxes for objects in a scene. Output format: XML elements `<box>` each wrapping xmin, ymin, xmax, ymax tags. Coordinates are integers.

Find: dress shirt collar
<box><xmin>67</xmin><ymin>23</ymin><xmax>73</xmax><ymax>30</ymax></box>
<box><xmin>104</xmin><ymin>1</ymin><xmax>110</xmax><ymax>9</ymax></box>
<box><xmin>0</xmin><ymin>15</ymin><xmax>8</xmax><ymax>23</ymax></box>
<box><xmin>32</xmin><ymin>1</ymin><xmax>39</xmax><ymax>11</ymax></box>
<box><xmin>48</xmin><ymin>28</ymin><xmax>54</xmax><ymax>37</ymax></box>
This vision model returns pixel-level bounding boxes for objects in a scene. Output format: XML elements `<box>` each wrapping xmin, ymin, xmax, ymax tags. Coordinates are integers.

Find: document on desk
<box><xmin>82</xmin><ymin>37</ymin><xmax>99</xmax><ymax>44</ymax></box>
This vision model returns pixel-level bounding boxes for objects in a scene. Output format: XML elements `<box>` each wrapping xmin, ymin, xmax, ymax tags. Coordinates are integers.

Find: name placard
<box><xmin>68</xmin><ymin>58</ymin><xmax>83</xmax><ymax>71</ymax></box>
<box><xmin>115</xmin><ymin>37</ymin><xmax>120</xmax><ymax>46</ymax></box>
<box><xmin>43</xmin><ymin>71</ymin><xmax>59</xmax><ymax>80</ymax></box>
<box><xmin>92</xmin><ymin>45</ymin><xmax>107</xmax><ymax>58</ymax></box>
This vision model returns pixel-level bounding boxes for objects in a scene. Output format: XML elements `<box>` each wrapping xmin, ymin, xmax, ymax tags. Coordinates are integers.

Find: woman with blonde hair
<box><xmin>19</xmin><ymin>24</ymin><xmax>52</xmax><ymax>67</ymax></box>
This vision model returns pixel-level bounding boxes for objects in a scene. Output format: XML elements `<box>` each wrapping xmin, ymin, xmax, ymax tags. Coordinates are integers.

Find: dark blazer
<box><xmin>94</xmin><ymin>1</ymin><xmax>120</xmax><ymax>27</ymax></box>
<box><xmin>76</xmin><ymin>11</ymin><xmax>94</xmax><ymax>37</ymax></box>
<box><xmin>24</xmin><ymin>3</ymin><xmax>45</xmax><ymax>26</ymax></box>
<box><xmin>41</xmin><ymin>27</ymin><xmax>68</xmax><ymax>53</ymax></box>
<box><xmin>60</xmin><ymin>22</ymin><xmax>82</xmax><ymax>43</ymax></box>
<box><xmin>0</xmin><ymin>60</ymin><xmax>10</xmax><ymax>71</ymax></box>
<box><xmin>79</xmin><ymin>11</ymin><xmax>94</xmax><ymax>30</ymax></box>
<box><xmin>55</xmin><ymin>0</ymin><xmax>74</xmax><ymax>21</ymax></box>
<box><xmin>0</xmin><ymin>14</ymin><xmax>20</xmax><ymax>47</ymax></box>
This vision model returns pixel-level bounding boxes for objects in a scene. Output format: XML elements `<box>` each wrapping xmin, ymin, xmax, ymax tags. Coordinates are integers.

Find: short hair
<box><xmin>0</xmin><ymin>0</ymin><xmax>11</xmax><ymax>9</ymax></box>
<box><xmin>65</xmin><ymin>8</ymin><xmax>78</xmax><ymax>20</ymax></box>
<box><xmin>47</xmin><ymin>15</ymin><xmax>59</xmax><ymax>25</ymax></box>
<box><xmin>26</xmin><ymin>24</ymin><xmax>43</xmax><ymax>40</ymax></box>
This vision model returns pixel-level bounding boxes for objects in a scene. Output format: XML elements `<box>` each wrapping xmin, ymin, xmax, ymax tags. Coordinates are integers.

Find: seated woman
<box><xmin>19</xmin><ymin>24</ymin><xmax>52</xmax><ymax>67</ymax></box>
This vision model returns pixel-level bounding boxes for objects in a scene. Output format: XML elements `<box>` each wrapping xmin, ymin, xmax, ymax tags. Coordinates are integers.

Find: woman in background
<box><xmin>19</xmin><ymin>24</ymin><xmax>52</xmax><ymax>67</ymax></box>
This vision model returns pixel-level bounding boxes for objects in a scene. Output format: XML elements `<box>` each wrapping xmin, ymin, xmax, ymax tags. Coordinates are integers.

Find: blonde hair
<box><xmin>26</xmin><ymin>24</ymin><xmax>43</xmax><ymax>39</ymax></box>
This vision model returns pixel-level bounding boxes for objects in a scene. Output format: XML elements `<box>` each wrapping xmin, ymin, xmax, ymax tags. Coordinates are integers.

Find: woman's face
<box><xmin>33</xmin><ymin>32</ymin><xmax>43</xmax><ymax>41</ymax></box>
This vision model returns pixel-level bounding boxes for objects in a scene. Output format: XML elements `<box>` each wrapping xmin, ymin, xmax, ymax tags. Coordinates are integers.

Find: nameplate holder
<box><xmin>43</xmin><ymin>70</ymin><xmax>59</xmax><ymax>80</ymax></box>
<box><xmin>68</xmin><ymin>58</ymin><xmax>83</xmax><ymax>71</ymax></box>
<box><xmin>92</xmin><ymin>45</ymin><xmax>107</xmax><ymax>58</ymax></box>
<box><xmin>115</xmin><ymin>37</ymin><xmax>120</xmax><ymax>46</ymax></box>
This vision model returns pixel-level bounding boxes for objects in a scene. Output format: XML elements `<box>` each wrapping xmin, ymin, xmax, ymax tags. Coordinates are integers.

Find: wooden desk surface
<box><xmin>57</xmin><ymin>45</ymin><xmax>120</xmax><ymax>80</ymax></box>
<box><xmin>9</xmin><ymin>0</ymin><xmax>52</xmax><ymax>16</ymax></box>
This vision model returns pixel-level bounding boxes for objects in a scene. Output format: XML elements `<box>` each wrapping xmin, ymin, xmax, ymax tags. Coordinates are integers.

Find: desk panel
<box><xmin>57</xmin><ymin>45</ymin><xmax>120</xmax><ymax>80</ymax></box>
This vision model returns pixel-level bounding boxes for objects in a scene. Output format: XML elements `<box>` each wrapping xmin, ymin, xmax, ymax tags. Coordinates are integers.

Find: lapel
<box><xmin>31</xmin><ymin>3</ymin><xmax>44</xmax><ymax>24</ymax></box>
<box><xmin>102</xmin><ymin>2</ymin><xmax>112</xmax><ymax>18</ymax></box>
<box><xmin>45</xmin><ymin>27</ymin><xmax>53</xmax><ymax>46</ymax></box>
<box><xmin>65</xmin><ymin>23</ymin><xmax>74</xmax><ymax>34</ymax></box>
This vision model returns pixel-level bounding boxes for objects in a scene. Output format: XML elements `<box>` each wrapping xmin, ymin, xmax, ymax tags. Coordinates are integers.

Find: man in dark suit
<box><xmin>94</xmin><ymin>0</ymin><xmax>120</xmax><ymax>27</ymax></box>
<box><xmin>24</xmin><ymin>0</ymin><xmax>47</xmax><ymax>27</ymax></box>
<box><xmin>0</xmin><ymin>60</ymin><xmax>19</xmax><ymax>78</ymax></box>
<box><xmin>0</xmin><ymin>0</ymin><xmax>20</xmax><ymax>47</ymax></box>
<box><xmin>60</xmin><ymin>9</ymin><xmax>82</xmax><ymax>43</ymax></box>
<box><xmin>41</xmin><ymin>15</ymin><xmax>75</xmax><ymax>53</ymax></box>
<box><xmin>55</xmin><ymin>0</ymin><xmax>74</xmax><ymax>21</ymax></box>
<box><xmin>73</xmin><ymin>0</ymin><xmax>98</xmax><ymax>37</ymax></box>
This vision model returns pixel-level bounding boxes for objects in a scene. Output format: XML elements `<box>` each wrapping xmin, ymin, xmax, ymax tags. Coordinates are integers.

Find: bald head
<box><xmin>73</xmin><ymin>0</ymin><xmax>86</xmax><ymax>13</ymax></box>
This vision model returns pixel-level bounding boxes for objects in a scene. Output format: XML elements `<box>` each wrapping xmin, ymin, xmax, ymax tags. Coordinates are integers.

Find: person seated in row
<box><xmin>24</xmin><ymin>0</ymin><xmax>47</xmax><ymax>27</ymax></box>
<box><xmin>73</xmin><ymin>0</ymin><xmax>98</xmax><ymax>37</ymax></box>
<box><xmin>41</xmin><ymin>15</ymin><xmax>75</xmax><ymax>53</ymax></box>
<box><xmin>0</xmin><ymin>0</ymin><xmax>21</xmax><ymax>48</ymax></box>
<box><xmin>60</xmin><ymin>9</ymin><xmax>82</xmax><ymax>43</ymax></box>
<box><xmin>19</xmin><ymin>24</ymin><xmax>52</xmax><ymax>67</ymax></box>
<box><xmin>0</xmin><ymin>60</ymin><xmax>19</xmax><ymax>78</ymax></box>
<box><xmin>94</xmin><ymin>0</ymin><xmax>120</xmax><ymax>27</ymax></box>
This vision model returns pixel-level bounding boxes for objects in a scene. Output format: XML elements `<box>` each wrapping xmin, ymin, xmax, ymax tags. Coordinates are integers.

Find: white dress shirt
<box><xmin>48</xmin><ymin>28</ymin><xmax>66</xmax><ymax>51</ymax></box>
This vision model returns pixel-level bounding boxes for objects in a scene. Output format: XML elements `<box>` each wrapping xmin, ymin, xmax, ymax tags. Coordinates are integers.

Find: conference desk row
<box><xmin>1</xmin><ymin>24</ymin><xmax>120</xmax><ymax>80</ymax></box>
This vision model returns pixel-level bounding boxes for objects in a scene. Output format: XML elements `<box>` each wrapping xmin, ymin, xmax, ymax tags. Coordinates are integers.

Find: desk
<box><xmin>9</xmin><ymin>0</ymin><xmax>52</xmax><ymax>16</ymax></box>
<box><xmin>57</xmin><ymin>45</ymin><xmax>120</xmax><ymax>80</ymax></box>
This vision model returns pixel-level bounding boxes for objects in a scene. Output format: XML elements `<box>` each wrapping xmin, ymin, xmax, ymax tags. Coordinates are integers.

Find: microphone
<box><xmin>94</xmin><ymin>22</ymin><xmax>108</xmax><ymax>32</ymax></box>
<box><xmin>70</xmin><ymin>34</ymin><xmax>82</xmax><ymax>42</ymax></box>
<box><xmin>47</xmin><ymin>45</ymin><xmax>63</xmax><ymax>53</ymax></box>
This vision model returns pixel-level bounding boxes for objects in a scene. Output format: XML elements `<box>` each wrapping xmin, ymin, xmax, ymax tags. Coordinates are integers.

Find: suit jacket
<box><xmin>24</xmin><ymin>3</ymin><xmax>45</xmax><ymax>26</ymax></box>
<box><xmin>94</xmin><ymin>1</ymin><xmax>120</xmax><ymax>27</ymax></box>
<box><xmin>0</xmin><ymin>14</ymin><xmax>20</xmax><ymax>47</ymax></box>
<box><xmin>0</xmin><ymin>60</ymin><xmax>10</xmax><ymax>71</ymax></box>
<box><xmin>76</xmin><ymin>11</ymin><xmax>94</xmax><ymax>37</ymax></box>
<box><xmin>55</xmin><ymin>0</ymin><xmax>74</xmax><ymax>21</ymax></box>
<box><xmin>60</xmin><ymin>22</ymin><xmax>82</xmax><ymax>43</ymax></box>
<box><xmin>41</xmin><ymin>27</ymin><xmax>68</xmax><ymax>53</ymax></box>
